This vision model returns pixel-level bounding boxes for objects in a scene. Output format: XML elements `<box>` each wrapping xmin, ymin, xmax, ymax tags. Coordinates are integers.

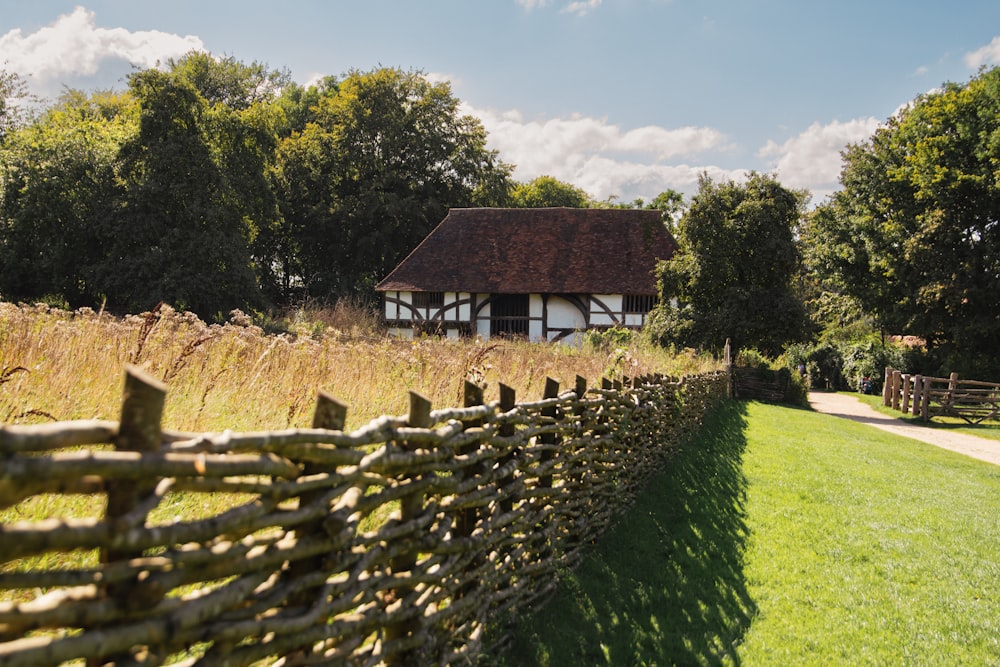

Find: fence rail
<box><xmin>882</xmin><ymin>368</ymin><xmax>1000</xmax><ymax>423</ymax></box>
<box><xmin>0</xmin><ymin>365</ymin><xmax>727</xmax><ymax>666</ymax></box>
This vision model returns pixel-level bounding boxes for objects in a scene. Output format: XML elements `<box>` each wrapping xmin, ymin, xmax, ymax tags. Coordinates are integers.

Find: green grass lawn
<box><xmin>492</xmin><ymin>399</ymin><xmax>1000</xmax><ymax>666</ymax></box>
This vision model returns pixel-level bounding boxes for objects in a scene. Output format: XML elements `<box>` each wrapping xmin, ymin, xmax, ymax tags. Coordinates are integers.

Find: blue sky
<box><xmin>3</xmin><ymin>1</ymin><xmax>1000</xmax><ymax>204</ymax></box>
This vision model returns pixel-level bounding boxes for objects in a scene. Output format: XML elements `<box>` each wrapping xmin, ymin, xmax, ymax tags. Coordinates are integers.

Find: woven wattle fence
<box><xmin>0</xmin><ymin>366</ymin><xmax>728</xmax><ymax>666</ymax></box>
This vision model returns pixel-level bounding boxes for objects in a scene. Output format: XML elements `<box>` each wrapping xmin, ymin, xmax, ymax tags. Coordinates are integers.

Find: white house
<box><xmin>375</xmin><ymin>207</ymin><xmax>678</xmax><ymax>344</ymax></box>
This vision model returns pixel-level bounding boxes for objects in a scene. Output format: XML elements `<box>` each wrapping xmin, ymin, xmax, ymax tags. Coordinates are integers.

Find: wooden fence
<box><xmin>730</xmin><ymin>367</ymin><xmax>791</xmax><ymax>402</ymax></box>
<box><xmin>882</xmin><ymin>368</ymin><xmax>1000</xmax><ymax>423</ymax></box>
<box><xmin>0</xmin><ymin>365</ymin><xmax>728</xmax><ymax>666</ymax></box>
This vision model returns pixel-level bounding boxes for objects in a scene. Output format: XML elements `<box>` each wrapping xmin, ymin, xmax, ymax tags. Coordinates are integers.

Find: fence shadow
<box><xmin>496</xmin><ymin>399</ymin><xmax>755</xmax><ymax>665</ymax></box>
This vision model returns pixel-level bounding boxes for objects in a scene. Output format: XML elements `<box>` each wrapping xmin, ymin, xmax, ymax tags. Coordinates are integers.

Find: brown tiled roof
<box><xmin>376</xmin><ymin>208</ymin><xmax>677</xmax><ymax>294</ymax></box>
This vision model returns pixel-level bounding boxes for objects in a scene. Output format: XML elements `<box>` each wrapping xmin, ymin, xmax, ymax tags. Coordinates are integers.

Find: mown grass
<box><xmin>495</xmin><ymin>399</ymin><xmax>1000</xmax><ymax>665</ymax></box>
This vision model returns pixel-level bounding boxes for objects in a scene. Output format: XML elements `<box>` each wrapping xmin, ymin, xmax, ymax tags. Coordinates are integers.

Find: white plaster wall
<box><xmin>383</xmin><ymin>291</ymin><xmax>397</xmax><ymax>320</ymax></box>
<box><xmin>475</xmin><ymin>295</ymin><xmax>491</xmax><ymax>338</ymax></box>
<box><xmin>458</xmin><ymin>293</ymin><xmax>471</xmax><ymax>321</ymax></box>
<box><xmin>590</xmin><ymin>294</ymin><xmax>622</xmax><ymax>327</ymax></box>
<box><xmin>528</xmin><ymin>295</ymin><xmax>543</xmax><ymax>340</ymax></box>
<box><xmin>392</xmin><ymin>291</ymin><xmax>416</xmax><ymax>320</ymax></box>
<box><xmin>547</xmin><ymin>296</ymin><xmax>587</xmax><ymax>332</ymax></box>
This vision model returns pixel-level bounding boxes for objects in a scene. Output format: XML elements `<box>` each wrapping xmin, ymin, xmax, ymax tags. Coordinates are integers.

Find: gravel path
<box><xmin>808</xmin><ymin>391</ymin><xmax>1000</xmax><ymax>466</ymax></box>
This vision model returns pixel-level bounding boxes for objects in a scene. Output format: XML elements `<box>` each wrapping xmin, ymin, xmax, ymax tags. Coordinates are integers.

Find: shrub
<box><xmin>793</xmin><ymin>337</ymin><xmax>916</xmax><ymax>392</ymax></box>
<box><xmin>735</xmin><ymin>347</ymin><xmax>771</xmax><ymax>369</ymax></box>
<box><xmin>584</xmin><ymin>326</ymin><xmax>635</xmax><ymax>351</ymax></box>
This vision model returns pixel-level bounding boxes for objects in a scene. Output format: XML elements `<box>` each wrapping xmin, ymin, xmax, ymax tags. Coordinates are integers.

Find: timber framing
<box><xmin>376</xmin><ymin>207</ymin><xmax>678</xmax><ymax>343</ymax></box>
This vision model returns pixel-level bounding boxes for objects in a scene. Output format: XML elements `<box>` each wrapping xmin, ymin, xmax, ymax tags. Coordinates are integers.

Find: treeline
<box><xmin>0</xmin><ymin>55</ymin><xmax>623</xmax><ymax>319</ymax></box>
<box><xmin>649</xmin><ymin>67</ymin><xmax>1000</xmax><ymax>380</ymax></box>
<box><xmin>2</xmin><ymin>55</ymin><xmax>999</xmax><ymax>379</ymax></box>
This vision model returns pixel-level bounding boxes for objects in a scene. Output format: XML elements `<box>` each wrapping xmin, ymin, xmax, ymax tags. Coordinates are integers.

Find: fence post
<box><xmin>891</xmin><ymin>370</ymin><xmax>902</xmax><ymax>411</ymax></box>
<box><xmin>385</xmin><ymin>392</ymin><xmax>432</xmax><ymax>665</ymax></box>
<box><xmin>539</xmin><ymin>378</ymin><xmax>560</xmax><ymax>490</ymax></box>
<box><xmin>947</xmin><ymin>372</ymin><xmax>960</xmax><ymax>407</ymax></box>
<box><xmin>497</xmin><ymin>383</ymin><xmax>517</xmax><ymax>515</ymax></box>
<box><xmin>883</xmin><ymin>367</ymin><xmax>893</xmax><ymax>406</ymax></box>
<box><xmin>456</xmin><ymin>381</ymin><xmax>485</xmax><ymax>589</ymax></box>
<box><xmin>94</xmin><ymin>365</ymin><xmax>166</xmax><ymax>666</ymax></box>
<box><xmin>105</xmin><ymin>366</ymin><xmax>166</xmax><ymax>561</ymax></box>
<box><xmin>901</xmin><ymin>374</ymin><xmax>911</xmax><ymax>414</ymax></box>
<box><xmin>911</xmin><ymin>375</ymin><xmax>923</xmax><ymax>416</ymax></box>
<box><xmin>921</xmin><ymin>376</ymin><xmax>932</xmax><ymax>420</ymax></box>
<box><xmin>287</xmin><ymin>392</ymin><xmax>347</xmax><ymax>632</ymax></box>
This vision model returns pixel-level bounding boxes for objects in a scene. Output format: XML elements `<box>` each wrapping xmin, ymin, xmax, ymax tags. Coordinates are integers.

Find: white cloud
<box><xmin>515</xmin><ymin>0</ymin><xmax>552</xmax><ymax>10</ymax></box>
<box><xmin>425</xmin><ymin>71</ymin><xmax>458</xmax><ymax>87</ymax></box>
<box><xmin>0</xmin><ymin>6</ymin><xmax>204</xmax><ymax>83</ymax></box>
<box><xmin>965</xmin><ymin>36</ymin><xmax>1000</xmax><ymax>68</ymax></box>
<box><xmin>561</xmin><ymin>0</ymin><xmax>603</xmax><ymax>16</ymax></box>
<box><xmin>516</xmin><ymin>0</ymin><xmax>602</xmax><ymax>15</ymax></box>
<box><xmin>759</xmin><ymin>117</ymin><xmax>881</xmax><ymax>202</ymax></box>
<box><xmin>465</xmin><ymin>103</ymin><xmax>743</xmax><ymax>202</ymax></box>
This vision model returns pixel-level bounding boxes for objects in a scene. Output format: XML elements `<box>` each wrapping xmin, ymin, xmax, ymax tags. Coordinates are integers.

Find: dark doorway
<box><xmin>490</xmin><ymin>294</ymin><xmax>530</xmax><ymax>337</ymax></box>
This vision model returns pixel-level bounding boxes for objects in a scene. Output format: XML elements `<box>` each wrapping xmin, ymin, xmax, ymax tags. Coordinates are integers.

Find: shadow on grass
<box><xmin>497</xmin><ymin>400</ymin><xmax>756</xmax><ymax>666</ymax></box>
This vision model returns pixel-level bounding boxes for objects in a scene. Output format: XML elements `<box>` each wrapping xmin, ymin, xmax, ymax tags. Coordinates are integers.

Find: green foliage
<box><xmin>781</xmin><ymin>366</ymin><xmax>809</xmax><ymax>406</ymax></box>
<box><xmin>102</xmin><ymin>68</ymin><xmax>263</xmax><ymax>317</ymax></box>
<box><xmin>734</xmin><ymin>347</ymin><xmax>771</xmax><ymax>369</ymax></box>
<box><xmin>655</xmin><ymin>173</ymin><xmax>808</xmax><ymax>356</ymax></box>
<box><xmin>583</xmin><ymin>326</ymin><xmax>635</xmax><ymax>351</ymax></box>
<box><xmin>734</xmin><ymin>347</ymin><xmax>808</xmax><ymax>406</ymax></box>
<box><xmin>794</xmin><ymin>336</ymin><xmax>916</xmax><ymax>392</ymax></box>
<box><xmin>510</xmin><ymin>175</ymin><xmax>590</xmax><ymax>208</ymax></box>
<box><xmin>166</xmin><ymin>51</ymin><xmax>290</xmax><ymax>111</ymax></box>
<box><xmin>0</xmin><ymin>68</ymin><xmax>33</xmax><ymax>142</ymax></box>
<box><xmin>0</xmin><ymin>90</ymin><xmax>136</xmax><ymax>307</ymax></box>
<box><xmin>584</xmin><ymin>327</ymin><xmax>642</xmax><ymax>379</ymax></box>
<box><xmin>271</xmin><ymin>67</ymin><xmax>514</xmax><ymax>301</ymax></box>
<box><xmin>0</xmin><ymin>58</ymin><xmax>513</xmax><ymax>317</ymax></box>
<box><xmin>803</xmin><ymin>66</ymin><xmax>1000</xmax><ymax>378</ymax></box>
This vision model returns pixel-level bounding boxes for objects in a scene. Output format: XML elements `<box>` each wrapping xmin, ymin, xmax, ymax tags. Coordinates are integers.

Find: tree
<box><xmin>642</xmin><ymin>189</ymin><xmax>686</xmax><ymax>234</ymax></box>
<box><xmin>803</xmin><ymin>66</ymin><xmax>1000</xmax><ymax>376</ymax></box>
<box><xmin>1</xmin><ymin>69</ymin><xmax>29</xmax><ymax>143</ymax></box>
<box><xmin>272</xmin><ymin>67</ymin><xmax>513</xmax><ymax>300</ymax></box>
<box><xmin>510</xmin><ymin>175</ymin><xmax>590</xmax><ymax>207</ymax></box>
<box><xmin>100</xmin><ymin>69</ymin><xmax>262</xmax><ymax>317</ymax></box>
<box><xmin>0</xmin><ymin>90</ymin><xmax>135</xmax><ymax>306</ymax></box>
<box><xmin>167</xmin><ymin>51</ymin><xmax>291</xmax><ymax>111</ymax></box>
<box><xmin>652</xmin><ymin>173</ymin><xmax>807</xmax><ymax>355</ymax></box>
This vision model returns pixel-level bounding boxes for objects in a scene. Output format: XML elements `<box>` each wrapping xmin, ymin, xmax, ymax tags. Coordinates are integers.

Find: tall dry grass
<box><xmin>0</xmin><ymin>301</ymin><xmax>722</xmax><ymax>432</ymax></box>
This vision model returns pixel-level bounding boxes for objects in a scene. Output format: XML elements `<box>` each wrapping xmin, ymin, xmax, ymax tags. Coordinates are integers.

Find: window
<box><xmin>490</xmin><ymin>294</ymin><xmax>530</xmax><ymax>337</ymax></box>
<box><xmin>623</xmin><ymin>294</ymin><xmax>656</xmax><ymax>314</ymax></box>
<box><xmin>412</xmin><ymin>291</ymin><xmax>444</xmax><ymax>309</ymax></box>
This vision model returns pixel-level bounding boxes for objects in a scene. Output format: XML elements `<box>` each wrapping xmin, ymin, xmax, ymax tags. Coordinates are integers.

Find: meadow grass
<box><xmin>0</xmin><ymin>301</ymin><xmax>720</xmax><ymax>432</ymax></box>
<box><xmin>0</xmin><ymin>301</ymin><xmax>721</xmax><ymax>604</ymax></box>
<box><xmin>495</xmin><ymin>400</ymin><xmax>1000</xmax><ymax>666</ymax></box>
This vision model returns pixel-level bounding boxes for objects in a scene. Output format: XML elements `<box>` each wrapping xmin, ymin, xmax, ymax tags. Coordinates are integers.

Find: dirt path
<box><xmin>808</xmin><ymin>391</ymin><xmax>1000</xmax><ymax>466</ymax></box>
